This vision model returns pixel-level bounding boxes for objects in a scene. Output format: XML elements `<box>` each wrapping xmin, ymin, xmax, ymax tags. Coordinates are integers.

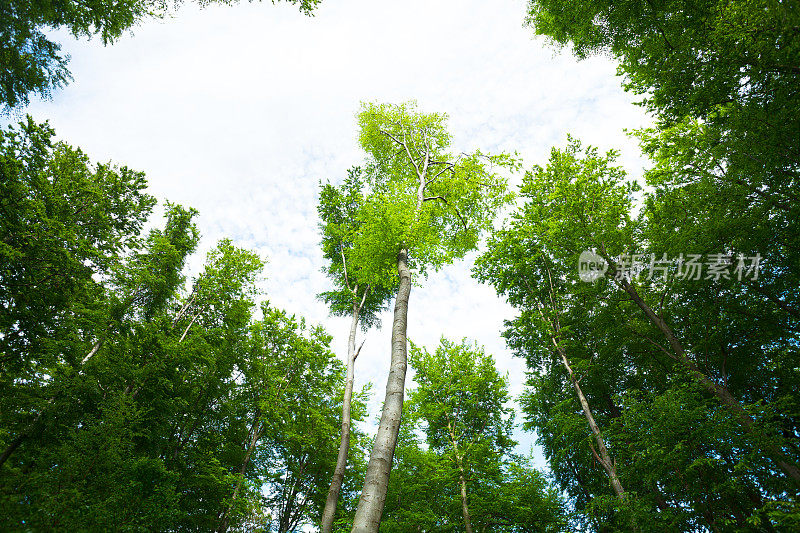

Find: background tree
<box><xmin>215</xmin><ymin>303</ymin><xmax>367</xmax><ymax>533</ymax></box>
<box><xmin>474</xmin><ymin>139</ymin><xmax>639</xmax><ymax>527</ymax></box>
<box><xmin>0</xmin><ymin>117</ymin><xmax>359</xmax><ymax>532</ymax></box>
<box><xmin>0</xmin><ymin>116</ymin><xmax>154</xmax><ymax>382</ymax></box>
<box><xmin>524</xmin><ymin>0</ymin><xmax>800</xmax><ymax>201</ymax></box>
<box><xmin>348</xmin><ymin>101</ymin><xmax>516</xmax><ymax>532</ymax></box>
<box><xmin>476</xmin><ymin>138</ymin><xmax>800</xmax><ymax>530</ymax></box>
<box><xmin>375</xmin><ymin>345</ymin><xmax>567</xmax><ymax>533</ymax></box>
<box><xmin>378</xmin><ymin>421</ymin><xmax>452</xmax><ymax>532</ymax></box>
<box><xmin>493</xmin><ymin>457</ymin><xmax>569</xmax><ymax>533</ymax></box>
<box><xmin>407</xmin><ymin>338</ymin><xmax>516</xmax><ymax>533</ymax></box>
<box><xmin>317</xmin><ymin>167</ymin><xmax>395</xmax><ymax>533</ymax></box>
<box><xmin>255</xmin><ymin>312</ymin><xmax>358</xmax><ymax>533</ymax></box>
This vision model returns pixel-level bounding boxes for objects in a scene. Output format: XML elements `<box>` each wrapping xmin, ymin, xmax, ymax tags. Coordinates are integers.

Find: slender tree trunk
<box><xmin>321</xmin><ymin>301</ymin><xmax>362</xmax><ymax>533</ymax></box>
<box><xmin>552</xmin><ymin>338</ymin><xmax>627</xmax><ymax>501</ymax></box>
<box><xmin>351</xmin><ymin>249</ymin><xmax>412</xmax><ymax>532</ymax></box>
<box><xmin>552</xmin><ymin>337</ymin><xmax>639</xmax><ymax>531</ymax></box>
<box><xmin>615</xmin><ymin>275</ymin><xmax>800</xmax><ymax>485</ymax></box>
<box><xmin>456</xmin><ymin>457</ymin><xmax>474</xmax><ymax>533</ymax></box>
<box><xmin>279</xmin><ymin>459</ymin><xmax>307</xmax><ymax>533</ymax></box>
<box><xmin>218</xmin><ymin>416</ymin><xmax>262</xmax><ymax>533</ymax></box>
<box><xmin>530</xmin><ymin>270</ymin><xmax>628</xmax><ymax>505</ymax></box>
<box><xmin>445</xmin><ymin>420</ymin><xmax>474</xmax><ymax>533</ymax></box>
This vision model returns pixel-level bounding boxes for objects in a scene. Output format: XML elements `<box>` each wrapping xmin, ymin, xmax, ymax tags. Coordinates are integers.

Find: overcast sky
<box><xmin>8</xmin><ymin>0</ymin><xmax>652</xmax><ymax>468</ymax></box>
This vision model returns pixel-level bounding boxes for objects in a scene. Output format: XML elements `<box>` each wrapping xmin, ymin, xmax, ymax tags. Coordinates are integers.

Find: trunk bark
<box><xmin>554</xmin><ymin>339</ymin><xmax>627</xmax><ymax>502</ymax></box>
<box><xmin>616</xmin><ymin>275</ymin><xmax>800</xmax><ymax>486</ymax></box>
<box><xmin>350</xmin><ymin>249</ymin><xmax>412</xmax><ymax>532</ymax></box>
<box><xmin>532</xmin><ymin>268</ymin><xmax>631</xmax><ymax>521</ymax></box>
<box><xmin>457</xmin><ymin>457</ymin><xmax>474</xmax><ymax>533</ymax></box>
<box><xmin>321</xmin><ymin>300</ymin><xmax>362</xmax><ymax>533</ymax></box>
<box><xmin>446</xmin><ymin>420</ymin><xmax>474</xmax><ymax>533</ymax></box>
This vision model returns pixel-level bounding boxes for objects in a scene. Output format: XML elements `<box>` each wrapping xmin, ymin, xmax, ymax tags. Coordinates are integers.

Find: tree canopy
<box><xmin>2</xmin><ymin>1</ymin><xmax>800</xmax><ymax>530</ymax></box>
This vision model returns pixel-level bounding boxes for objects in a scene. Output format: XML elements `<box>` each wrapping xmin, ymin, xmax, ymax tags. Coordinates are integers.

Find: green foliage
<box><xmin>317</xmin><ymin>166</ymin><xmax>395</xmax><ymax>328</ymax></box>
<box><xmin>5</xmin><ymin>1</ymin><xmax>799</xmax><ymax>528</ymax></box>
<box><xmin>408</xmin><ymin>338</ymin><xmax>514</xmax><ymax>456</ymax></box>
<box><xmin>348</xmin><ymin>101</ymin><xmax>516</xmax><ymax>286</ymax></box>
<box><xmin>476</xmin><ymin>135</ymin><xmax>800</xmax><ymax>531</ymax></box>
<box><xmin>379</xmin><ymin>423</ymin><xmax>453</xmax><ymax>532</ymax></box>
<box><xmin>525</xmin><ymin>0</ymin><xmax>800</xmax><ymax>133</ymax></box>
<box><xmin>525</xmin><ymin>0</ymin><xmax>800</xmax><ymax>357</ymax></box>
<box><xmin>379</xmin><ymin>337</ymin><xmax>568</xmax><ymax>532</ymax></box>
<box><xmin>240</xmin><ymin>305</ymin><xmax>366</xmax><ymax>532</ymax></box>
<box><xmin>495</xmin><ymin>457</ymin><xmax>571</xmax><ymax>533</ymax></box>
<box><xmin>0</xmin><ymin>118</ymin><xmax>358</xmax><ymax>532</ymax></box>
<box><xmin>0</xmin><ymin>117</ymin><xmax>156</xmax><ymax>376</ymax></box>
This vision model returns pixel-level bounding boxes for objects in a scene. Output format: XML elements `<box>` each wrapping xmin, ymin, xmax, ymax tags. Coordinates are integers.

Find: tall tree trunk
<box><xmin>614</xmin><ymin>274</ymin><xmax>800</xmax><ymax>486</ymax></box>
<box><xmin>446</xmin><ymin>420</ymin><xmax>474</xmax><ymax>533</ymax></box>
<box><xmin>531</xmin><ymin>270</ymin><xmax>628</xmax><ymax>504</ymax></box>
<box><xmin>218</xmin><ymin>416</ymin><xmax>262</xmax><ymax>533</ymax></box>
<box><xmin>321</xmin><ymin>300</ymin><xmax>362</xmax><ymax>533</ymax></box>
<box><xmin>550</xmin><ymin>333</ymin><xmax>638</xmax><ymax>531</ymax></box>
<box><xmin>351</xmin><ymin>249</ymin><xmax>411</xmax><ymax>532</ymax></box>
<box><xmin>553</xmin><ymin>337</ymin><xmax>627</xmax><ymax>502</ymax></box>
<box><xmin>456</xmin><ymin>457</ymin><xmax>474</xmax><ymax>533</ymax></box>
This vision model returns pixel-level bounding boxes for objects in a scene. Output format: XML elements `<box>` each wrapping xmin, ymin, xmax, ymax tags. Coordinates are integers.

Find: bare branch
<box><xmin>353</xmin><ymin>338</ymin><xmax>366</xmax><ymax>362</ymax></box>
<box><xmin>340</xmin><ymin>247</ymin><xmax>354</xmax><ymax>294</ymax></box>
<box><xmin>172</xmin><ymin>289</ymin><xmax>197</xmax><ymax>327</ymax></box>
<box><xmin>82</xmin><ymin>339</ymin><xmax>104</xmax><ymax>365</ymax></box>
<box><xmin>422</xmin><ymin>195</ymin><xmax>468</xmax><ymax>231</ymax></box>
<box><xmin>426</xmin><ymin>163</ymin><xmax>454</xmax><ymax>186</ymax></box>
<box><xmin>179</xmin><ymin>310</ymin><xmax>202</xmax><ymax>343</ymax></box>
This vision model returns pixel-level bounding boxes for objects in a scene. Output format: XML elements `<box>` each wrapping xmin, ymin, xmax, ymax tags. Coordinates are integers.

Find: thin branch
<box><xmin>353</xmin><ymin>338</ymin><xmax>366</xmax><ymax>362</ymax></box>
<box><xmin>179</xmin><ymin>310</ymin><xmax>202</xmax><ymax>343</ymax></box>
<box><xmin>172</xmin><ymin>289</ymin><xmax>196</xmax><ymax>327</ymax></box>
<box><xmin>422</xmin><ymin>195</ymin><xmax>468</xmax><ymax>230</ymax></box>
<box><xmin>426</xmin><ymin>163</ymin><xmax>454</xmax><ymax>186</ymax></box>
<box><xmin>643</xmin><ymin>336</ymin><xmax>679</xmax><ymax>362</ymax></box>
<box><xmin>340</xmin><ymin>247</ymin><xmax>353</xmax><ymax>294</ymax></box>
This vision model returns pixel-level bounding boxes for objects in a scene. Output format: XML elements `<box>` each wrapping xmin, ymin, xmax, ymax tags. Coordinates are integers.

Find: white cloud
<box><xmin>10</xmin><ymin>0</ymin><xmax>652</xmax><ymax>471</ymax></box>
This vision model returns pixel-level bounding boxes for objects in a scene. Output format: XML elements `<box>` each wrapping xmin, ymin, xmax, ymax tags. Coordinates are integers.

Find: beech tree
<box><xmin>525</xmin><ymin>0</ymin><xmax>800</xmax><ymax>341</ymax></box>
<box><xmin>347</xmin><ymin>101</ymin><xmax>516</xmax><ymax>532</ymax></box>
<box><xmin>377</xmin><ymin>344</ymin><xmax>567</xmax><ymax>532</ymax></box>
<box><xmin>0</xmin><ymin>117</ymin><xmax>155</xmax><ymax>380</ymax></box>
<box><xmin>408</xmin><ymin>338</ymin><xmax>515</xmax><ymax>533</ymax></box>
<box><xmin>524</xmin><ymin>0</ymin><xmax>800</xmax><ymax>189</ymax></box>
<box><xmin>0</xmin><ymin>117</ymin><xmax>199</xmax><ymax>471</ymax></box>
<box><xmin>473</xmin><ymin>143</ymin><xmax>636</xmax><ymax>526</ymax></box>
<box><xmin>255</xmin><ymin>310</ymin><xmax>356</xmax><ymax>533</ymax></box>
<box><xmin>317</xmin><ymin>167</ymin><xmax>395</xmax><ymax>533</ymax></box>
<box><xmin>0</xmin><ymin>118</ymin><xmax>353</xmax><ymax>531</ymax></box>
<box><xmin>477</xmin><ymin>138</ymin><xmax>800</xmax><ymax>530</ymax></box>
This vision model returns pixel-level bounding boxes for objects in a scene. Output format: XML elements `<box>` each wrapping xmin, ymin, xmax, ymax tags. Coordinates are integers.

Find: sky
<box><xmin>9</xmin><ymin>0</ymin><xmax>652</xmax><ymax>468</ymax></box>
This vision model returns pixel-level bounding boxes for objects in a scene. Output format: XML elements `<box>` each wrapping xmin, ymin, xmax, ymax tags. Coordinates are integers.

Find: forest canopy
<box><xmin>1</xmin><ymin>0</ymin><xmax>799</xmax><ymax>531</ymax></box>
